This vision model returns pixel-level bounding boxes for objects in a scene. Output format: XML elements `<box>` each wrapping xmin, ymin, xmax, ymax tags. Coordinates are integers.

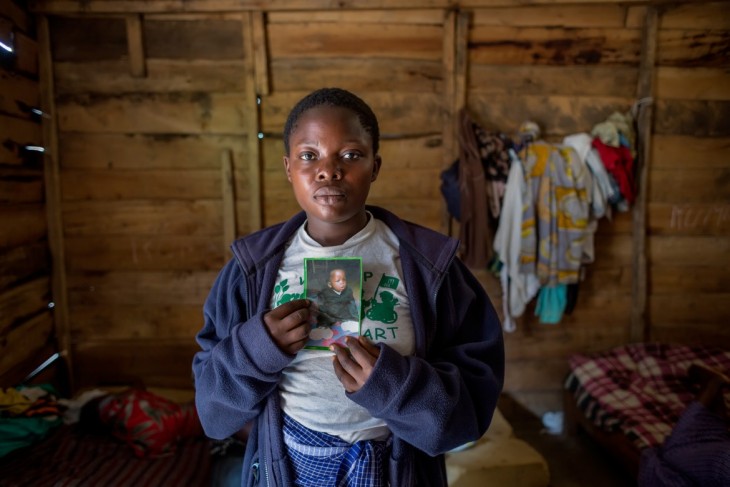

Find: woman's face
<box><xmin>284</xmin><ymin>105</ymin><xmax>381</xmax><ymax>244</ymax></box>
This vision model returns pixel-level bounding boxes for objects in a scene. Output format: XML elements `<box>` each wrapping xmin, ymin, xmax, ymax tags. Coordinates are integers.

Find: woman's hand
<box><xmin>263</xmin><ymin>299</ymin><xmax>312</xmax><ymax>354</ymax></box>
<box><xmin>331</xmin><ymin>336</ymin><xmax>381</xmax><ymax>393</ymax></box>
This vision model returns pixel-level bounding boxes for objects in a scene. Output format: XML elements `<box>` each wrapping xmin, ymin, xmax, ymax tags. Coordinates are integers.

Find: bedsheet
<box><xmin>566</xmin><ymin>342</ymin><xmax>730</xmax><ymax>450</ymax></box>
<box><xmin>0</xmin><ymin>424</ymin><xmax>212</xmax><ymax>487</ymax></box>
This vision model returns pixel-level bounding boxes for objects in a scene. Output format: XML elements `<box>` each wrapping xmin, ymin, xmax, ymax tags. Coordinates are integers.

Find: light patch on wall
<box><xmin>0</xmin><ymin>18</ymin><xmax>14</xmax><ymax>53</ymax></box>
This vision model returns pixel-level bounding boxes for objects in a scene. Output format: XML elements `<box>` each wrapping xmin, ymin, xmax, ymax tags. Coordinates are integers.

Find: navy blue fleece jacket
<box><xmin>192</xmin><ymin>206</ymin><xmax>504</xmax><ymax>486</ymax></box>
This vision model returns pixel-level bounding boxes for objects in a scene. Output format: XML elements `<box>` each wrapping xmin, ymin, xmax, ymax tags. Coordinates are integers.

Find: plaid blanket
<box><xmin>566</xmin><ymin>343</ymin><xmax>730</xmax><ymax>450</ymax></box>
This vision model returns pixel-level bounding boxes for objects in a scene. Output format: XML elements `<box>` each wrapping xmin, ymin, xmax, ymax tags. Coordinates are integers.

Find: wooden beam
<box><xmin>243</xmin><ymin>12</ymin><xmax>262</xmax><ymax>231</ymax></box>
<box><xmin>455</xmin><ymin>11</ymin><xmax>469</xmax><ymax>114</ymax></box>
<box><xmin>31</xmin><ymin>1</ymin><xmax>681</xmax><ymax>15</ymax></box>
<box><xmin>251</xmin><ymin>11</ymin><xmax>269</xmax><ymax>95</ymax></box>
<box><xmin>442</xmin><ymin>9</ymin><xmax>457</xmax><ymax>171</ymax></box>
<box><xmin>441</xmin><ymin>9</ymin><xmax>457</xmax><ymax>236</ymax></box>
<box><xmin>37</xmin><ymin>16</ymin><xmax>73</xmax><ymax>386</ymax></box>
<box><xmin>221</xmin><ymin>149</ymin><xmax>237</xmax><ymax>256</ymax></box>
<box><xmin>125</xmin><ymin>14</ymin><xmax>147</xmax><ymax>77</ymax></box>
<box><xmin>630</xmin><ymin>6</ymin><xmax>659</xmax><ymax>343</ymax></box>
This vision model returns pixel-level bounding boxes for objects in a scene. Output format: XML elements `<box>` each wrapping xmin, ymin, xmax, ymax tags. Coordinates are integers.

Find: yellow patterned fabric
<box><xmin>0</xmin><ymin>388</ymin><xmax>34</xmax><ymax>416</ymax></box>
<box><xmin>519</xmin><ymin>142</ymin><xmax>590</xmax><ymax>286</ymax></box>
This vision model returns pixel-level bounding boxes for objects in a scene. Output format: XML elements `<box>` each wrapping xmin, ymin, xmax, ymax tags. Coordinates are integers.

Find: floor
<box><xmin>499</xmin><ymin>395</ymin><xmax>637</xmax><ymax>487</ymax></box>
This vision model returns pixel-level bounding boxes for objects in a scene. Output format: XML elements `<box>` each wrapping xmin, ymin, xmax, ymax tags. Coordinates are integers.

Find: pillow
<box><xmin>97</xmin><ymin>389</ymin><xmax>202</xmax><ymax>458</ymax></box>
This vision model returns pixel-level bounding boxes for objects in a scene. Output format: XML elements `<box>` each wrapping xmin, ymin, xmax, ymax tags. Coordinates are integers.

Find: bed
<box><xmin>0</xmin><ymin>424</ymin><xmax>212</xmax><ymax>487</ymax></box>
<box><xmin>0</xmin><ymin>387</ymin><xmax>221</xmax><ymax>487</ymax></box>
<box><xmin>563</xmin><ymin>342</ymin><xmax>730</xmax><ymax>477</ymax></box>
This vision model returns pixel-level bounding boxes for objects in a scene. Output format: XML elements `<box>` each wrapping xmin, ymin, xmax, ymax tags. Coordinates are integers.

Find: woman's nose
<box><xmin>316</xmin><ymin>157</ymin><xmax>342</xmax><ymax>181</ymax></box>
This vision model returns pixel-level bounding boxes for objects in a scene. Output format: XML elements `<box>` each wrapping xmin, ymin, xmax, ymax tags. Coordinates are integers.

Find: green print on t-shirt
<box><xmin>274</xmin><ymin>276</ymin><xmax>304</xmax><ymax>307</ymax></box>
<box><xmin>362</xmin><ymin>273</ymin><xmax>400</xmax><ymax>325</ymax></box>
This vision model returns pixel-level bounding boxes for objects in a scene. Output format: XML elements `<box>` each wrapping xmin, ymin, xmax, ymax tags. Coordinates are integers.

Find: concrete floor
<box><xmin>499</xmin><ymin>395</ymin><xmax>637</xmax><ymax>487</ymax></box>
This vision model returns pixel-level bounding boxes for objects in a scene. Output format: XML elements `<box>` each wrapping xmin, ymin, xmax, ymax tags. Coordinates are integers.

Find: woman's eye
<box><xmin>342</xmin><ymin>152</ymin><xmax>361</xmax><ymax>161</ymax></box>
<box><xmin>299</xmin><ymin>152</ymin><xmax>316</xmax><ymax>161</ymax></box>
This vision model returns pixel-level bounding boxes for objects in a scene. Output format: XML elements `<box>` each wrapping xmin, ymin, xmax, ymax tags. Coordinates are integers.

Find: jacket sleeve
<box><xmin>349</xmin><ymin>258</ymin><xmax>505</xmax><ymax>456</ymax></box>
<box><xmin>192</xmin><ymin>258</ymin><xmax>294</xmax><ymax>440</ymax></box>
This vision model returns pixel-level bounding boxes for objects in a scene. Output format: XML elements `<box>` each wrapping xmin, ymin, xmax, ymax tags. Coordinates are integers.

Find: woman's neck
<box><xmin>306</xmin><ymin>212</ymin><xmax>369</xmax><ymax>246</ymax></box>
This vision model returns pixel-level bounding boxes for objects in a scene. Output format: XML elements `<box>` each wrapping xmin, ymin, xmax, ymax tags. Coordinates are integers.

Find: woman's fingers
<box><xmin>330</xmin><ymin>337</ymin><xmax>380</xmax><ymax>392</ymax></box>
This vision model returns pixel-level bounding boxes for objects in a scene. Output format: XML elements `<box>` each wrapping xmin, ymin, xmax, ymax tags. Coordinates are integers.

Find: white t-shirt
<box><xmin>271</xmin><ymin>214</ymin><xmax>414</xmax><ymax>442</ymax></box>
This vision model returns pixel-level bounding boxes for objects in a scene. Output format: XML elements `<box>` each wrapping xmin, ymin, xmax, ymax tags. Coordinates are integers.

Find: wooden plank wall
<box><xmin>466</xmin><ymin>2</ymin><xmax>730</xmax><ymax>415</ymax></box>
<box><xmin>644</xmin><ymin>3</ymin><xmax>730</xmax><ymax>347</ymax></box>
<box><xmin>49</xmin><ymin>13</ymin><xmax>261</xmax><ymax>388</ymax></box>
<box><xmin>19</xmin><ymin>0</ymin><xmax>729</xmax><ymax>413</ymax></box>
<box><xmin>466</xmin><ymin>3</ymin><xmax>639</xmax><ymax>414</ymax></box>
<box><xmin>0</xmin><ymin>0</ymin><xmax>58</xmax><ymax>385</ymax></box>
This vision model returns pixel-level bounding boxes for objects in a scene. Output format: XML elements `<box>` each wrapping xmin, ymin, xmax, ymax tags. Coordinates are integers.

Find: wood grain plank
<box><xmin>657</xmin><ymin>29</ymin><xmax>730</xmax><ymax>67</ymax></box>
<box><xmin>59</xmin><ymin>133</ymin><xmax>248</xmax><ymax>170</ymax></box>
<box><xmin>648</xmin><ymin>169</ymin><xmax>730</xmax><ymax>202</ymax></box>
<box><xmin>0</xmin><ymin>312</ymin><xmax>55</xmax><ymax>377</ymax></box>
<box><xmin>471</xmin><ymin>5</ymin><xmax>627</xmax><ymax>28</ymax></box>
<box><xmin>0</xmin><ymin>170</ymin><xmax>44</xmax><ymax>204</ymax></box>
<box><xmin>650</xmin><ymin>265</ymin><xmax>730</xmax><ymax>295</ymax></box>
<box><xmin>268</xmin><ymin>22</ymin><xmax>443</xmax><ymax>60</ymax></box>
<box><xmin>269</xmin><ymin>58</ymin><xmax>443</xmax><ymax>93</ymax></box>
<box><xmin>71</xmin><ymin>340</ymin><xmax>199</xmax><ymax>389</ymax></box>
<box><xmin>0</xmin><ymin>204</ymin><xmax>47</xmax><ymax>248</ymax></box>
<box><xmin>651</xmin><ymin>135</ymin><xmax>730</xmax><ymax>169</ymax></box>
<box><xmin>649</xmin><ymin>235</ymin><xmax>730</xmax><ymax>266</ymax></box>
<box><xmin>0</xmin><ymin>70</ymin><xmax>40</xmax><ymax>118</ymax></box>
<box><xmin>0</xmin><ymin>242</ymin><xmax>50</xmax><ymax>292</ymax></box>
<box><xmin>31</xmin><ymin>1</ymin><xmax>650</xmax><ymax>15</ymax></box>
<box><xmin>650</xmin><ymin>294</ymin><xmax>730</xmax><ymax>325</ymax></box>
<box><xmin>69</xmin><ymin>304</ymin><xmax>203</xmax><ymax>341</ymax></box>
<box><xmin>50</xmin><ymin>16</ymin><xmax>128</xmax><ymax>62</ymax></box>
<box><xmin>469</xmin><ymin>65</ymin><xmax>638</xmax><ymax>97</ymax></box>
<box><xmin>66</xmin><ymin>271</ymin><xmax>217</xmax><ymax>305</ymax></box>
<box><xmin>656</xmin><ymin>67</ymin><xmax>730</xmax><ymax>101</ymax></box>
<box><xmin>65</xmin><ymin>235</ymin><xmax>222</xmax><ymax>271</ymax></box>
<box><xmin>469</xmin><ymin>26</ymin><xmax>641</xmax><ymax>66</ymax></box>
<box><xmin>649</xmin><ymin>203</ymin><xmax>730</xmax><ymax>236</ymax></box>
<box><xmin>125</xmin><ymin>14</ymin><xmax>147</xmax><ymax>77</ymax></box>
<box><xmin>267</xmin><ymin>10</ymin><xmax>445</xmax><ymax>25</ymax></box>
<box><xmin>144</xmin><ymin>19</ymin><xmax>244</xmax><ymax>59</ymax></box>
<box><xmin>62</xmin><ymin>200</ymin><xmax>222</xmax><ymax>236</ymax></box>
<box><xmin>60</xmin><ymin>169</ymin><xmax>221</xmax><ymax>200</ymax></box>
<box><xmin>658</xmin><ymin>2</ymin><xmax>730</xmax><ymax>30</ymax></box>
<box><xmin>57</xmin><ymin>93</ymin><xmax>247</xmax><ymax>134</ymax></box>
<box><xmin>0</xmin><ymin>277</ymin><xmax>51</xmax><ymax>333</ymax></box>
<box><xmin>0</xmin><ymin>115</ymin><xmax>43</xmax><ymax>166</ymax></box>
<box><xmin>55</xmin><ymin>59</ymin><xmax>247</xmax><ymax>94</ymax></box>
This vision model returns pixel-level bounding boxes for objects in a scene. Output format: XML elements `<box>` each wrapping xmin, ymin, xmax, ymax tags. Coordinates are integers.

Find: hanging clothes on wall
<box><xmin>591</xmin><ymin>111</ymin><xmax>637</xmax><ymax>209</ymax></box>
<box><xmin>456</xmin><ymin>109</ymin><xmax>513</xmax><ymax>268</ymax></box>
<box><xmin>518</xmin><ymin>140</ymin><xmax>590</xmax><ymax>324</ymax></box>
<box><xmin>493</xmin><ymin>149</ymin><xmax>540</xmax><ymax>332</ymax></box>
<box><xmin>457</xmin><ymin>109</ymin><xmax>492</xmax><ymax>268</ymax></box>
<box><xmin>519</xmin><ymin>142</ymin><xmax>590</xmax><ymax>286</ymax></box>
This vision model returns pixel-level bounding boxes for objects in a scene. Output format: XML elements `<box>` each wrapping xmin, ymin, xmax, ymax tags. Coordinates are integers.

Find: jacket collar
<box><xmin>230</xmin><ymin>206</ymin><xmax>458</xmax><ymax>279</ymax></box>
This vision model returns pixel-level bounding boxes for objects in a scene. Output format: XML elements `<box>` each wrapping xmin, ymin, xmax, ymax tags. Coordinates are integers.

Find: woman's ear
<box><xmin>283</xmin><ymin>156</ymin><xmax>292</xmax><ymax>182</ymax></box>
<box><xmin>371</xmin><ymin>155</ymin><xmax>382</xmax><ymax>182</ymax></box>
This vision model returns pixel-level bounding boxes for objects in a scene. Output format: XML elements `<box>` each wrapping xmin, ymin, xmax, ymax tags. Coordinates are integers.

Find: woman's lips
<box><xmin>314</xmin><ymin>187</ymin><xmax>346</xmax><ymax>204</ymax></box>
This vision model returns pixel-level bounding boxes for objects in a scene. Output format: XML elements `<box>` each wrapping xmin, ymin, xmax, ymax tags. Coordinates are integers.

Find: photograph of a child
<box><xmin>304</xmin><ymin>257</ymin><xmax>362</xmax><ymax>349</ymax></box>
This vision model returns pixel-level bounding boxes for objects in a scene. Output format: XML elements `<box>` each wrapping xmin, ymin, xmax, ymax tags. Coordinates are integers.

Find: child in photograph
<box><xmin>314</xmin><ymin>267</ymin><xmax>358</xmax><ymax>327</ymax></box>
<box><xmin>193</xmin><ymin>87</ymin><xmax>504</xmax><ymax>486</ymax></box>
